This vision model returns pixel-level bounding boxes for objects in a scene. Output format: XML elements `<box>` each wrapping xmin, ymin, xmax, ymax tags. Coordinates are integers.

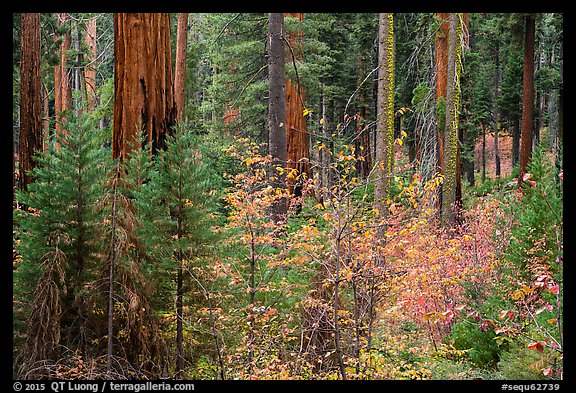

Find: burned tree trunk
<box><xmin>113</xmin><ymin>13</ymin><xmax>176</xmax><ymax>161</ymax></box>
<box><xmin>284</xmin><ymin>13</ymin><xmax>311</xmax><ymax>199</ymax></box>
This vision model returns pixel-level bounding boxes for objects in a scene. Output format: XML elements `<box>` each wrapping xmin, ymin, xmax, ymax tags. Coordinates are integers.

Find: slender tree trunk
<box><xmin>441</xmin><ymin>13</ymin><xmax>463</xmax><ymax>226</ymax></box>
<box><xmin>19</xmin><ymin>13</ymin><xmax>43</xmax><ymax>191</ymax></box>
<box><xmin>493</xmin><ymin>37</ymin><xmax>502</xmax><ymax>179</ymax></box>
<box><xmin>85</xmin><ymin>15</ymin><xmax>98</xmax><ymax>110</ymax></box>
<box><xmin>73</xmin><ymin>20</ymin><xmax>82</xmax><ymax>112</ymax></box>
<box><xmin>43</xmin><ymin>84</ymin><xmax>50</xmax><ymax>149</ymax></box>
<box><xmin>268</xmin><ymin>13</ymin><xmax>287</xmax><ymax>222</ymax></box>
<box><xmin>247</xmin><ymin>226</ymin><xmax>256</xmax><ymax>375</ymax></box>
<box><xmin>494</xmin><ymin>128</ymin><xmax>501</xmax><ymax>177</ymax></box>
<box><xmin>434</xmin><ymin>12</ymin><xmax>450</xmax><ymax>219</ymax></box>
<box><xmin>355</xmin><ymin>52</ymin><xmax>371</xmax><ymax>179</ymax></box>
<box><xmin>519</xmin><ymin>13</ymin><xmax>535</xmax><ymax>183</ymax></box>
<box><xmin>557</xmin><ymin>41</ymin><xmax>563</xmax><ymax>148</ymax></box>
<box><xmin>481</xmin><ymin>123</ymin><xmax>486</xmax><ymax>183</ymax></box>
<box><xmin>175</xmin><ymin>173</ymin><xmax>185</xmax><ymax>376</ymax></box>
<box><xmin>175</xmin><ymin>13</ymin><xmax>188</xmax><ymax>122</ymax></box>
<box><xmin>512</xmin><ymin>116</ymin><xmax>520</xmax><ymax>167</ymax></box>
<box><xmin>113</xmin><ymin>13</ymin><xmax>176</xmax><ymax>161</ymax></box>
<box><xmin>374</xmin><ymin>13</ymin><xmax>395</xmax><ymax>217</ymax></box>
<box><xmin>107</xmin><ymin>167</ymin><xmax>120</xmax><ymax>377</ymax></box>
<box><xmin>54</xmin><ymin>13</ymin><xmax>72</xmax><ymax>150</ymax></box>
<box><xmin>435</xmin><ymin>12</ymin><xmax>450</xmax><ymax>179</ymax></box>
<box><xmin>333</xmin><ymin>205</ymin><xmax>347</xmax><ymax>380</ymax></box>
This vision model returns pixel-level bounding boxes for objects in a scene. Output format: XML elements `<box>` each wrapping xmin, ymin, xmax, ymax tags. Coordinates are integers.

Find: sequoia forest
<box><xmin>12</xmin><ymin>12</ymin><xmax>563</xmax><ymax>381</ymax></box>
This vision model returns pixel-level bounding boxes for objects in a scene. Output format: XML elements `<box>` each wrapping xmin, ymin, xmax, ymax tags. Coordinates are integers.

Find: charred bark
<box><xmin>113</xmin><ymin>13</ymin><xmax>176</xmax><ymax>161</ymax></box>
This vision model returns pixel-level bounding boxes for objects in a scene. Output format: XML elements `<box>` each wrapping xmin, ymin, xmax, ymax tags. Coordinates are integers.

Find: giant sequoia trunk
<box><xmin>284</xmin><ymin>13</ymin><xmax>311</xmax><ymax>197</ymax></box>
<box><xmin>113</xmin><ymin>13</ymin><xmax>176</xmax><ymax>161</ymax></box>
<box><xmin>19</xmin><ymin>13</ymin><xmax>43</xmax><ymax>191</ymax></box>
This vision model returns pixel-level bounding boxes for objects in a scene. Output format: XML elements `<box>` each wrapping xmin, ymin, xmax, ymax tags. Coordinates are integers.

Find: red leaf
<box><xmin>417</xmin><ymin>297</ymin><xmax>425</xmax><ymax>307</ymax></box>
<box><xmin>528</xmin><ymin>341</ymin><xmax>544</xmax><ymax>353</ymax></box>
<box><xmin>548</xmin><ymin>285</ymin><xmax>560</xmax><ymax>295</ymax></box>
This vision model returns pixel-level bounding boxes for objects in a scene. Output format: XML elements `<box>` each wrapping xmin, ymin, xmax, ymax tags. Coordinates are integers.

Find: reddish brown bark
<box><xmin>113</xmin><ymin>13</ymin><xmax>176</xmax><ymax>161</ymax></box>
<box><xmin>54</xmin><ymin>13</ymin><xmax>72</xmax><ymax>149</ymax></box>
<box><xmin>519</xmin><ymin>13</ymin><xmax>535</xmax><ymax>183</ymax></box>
<box><xmin>284</xmin><ymin>13</ymin><xmax>311</xmax><ymax>195</ymax></box>
<box><xmin>436</xmin><ymin>13</ymin><xmax>467</xmax><ymax>223</ymax></box>
<box><xmin>84</xmin><ymin>16</ymin><xmax>97</xmax><ymax>110</ymax></box>
<box><xmin>174</xmin><ymin>13</ymin><xmax>188</xmax><ymax>122</ymax></box>
<box><xmin>435</xmin><ymin>12</ymin><xmax>450</xmax><ymax>176</ymax></box>
<box><xmin>19</xmin><ymin>13</ymin><xmax>43</xmax><ymax>191</ymax></box>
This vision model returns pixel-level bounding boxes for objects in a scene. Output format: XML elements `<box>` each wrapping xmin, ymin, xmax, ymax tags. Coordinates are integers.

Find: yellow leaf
<box><xmin>401</xmin><ymin>130</ymin><xmax>407</xmax><ymax>138</ymax></box>
<box><xmin>303</xmin><ymin>108</ymin><xmax>312</xmax><ymax>117</ymax></box>
<box><xmin>396</xmin><ymin>138</ymin><xmax>403</xmax><ymax>146</ymax></box>
<box><xmin>320</xmin><ymin>118</ymin><xmax>325</xmax><ymax>125</ymax></box>
<box><xmin>512</xmin><ymin>289</ymin><xmax>525</xmax><ymax>300</ymax></box>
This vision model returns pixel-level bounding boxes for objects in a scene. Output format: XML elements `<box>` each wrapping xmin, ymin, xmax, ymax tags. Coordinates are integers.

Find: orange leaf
<box><xmin>528</xmin><ymin>341</ymin><xmax>544</xmax><ymax>353</ymax></box>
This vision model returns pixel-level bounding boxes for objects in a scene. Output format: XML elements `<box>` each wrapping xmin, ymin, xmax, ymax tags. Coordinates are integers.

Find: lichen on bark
<box><xmin>374</xmin><ymin>13</ymin><xmax>395</xmax><ymax>216</ymax></box>
<box><xmin>441</xmin><ymin>13</ymin><xmax>463</xmax><ymax>226</ymax></box>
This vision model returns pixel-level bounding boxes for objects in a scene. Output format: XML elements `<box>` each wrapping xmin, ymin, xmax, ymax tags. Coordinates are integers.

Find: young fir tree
<box><xmin>94</xmin><ymin>143</ymin><xmax>165</xmax><ymax>377</ymax></box>
<box><xmin>133</xmin><ymin>126</ymin><xmax>217</xmax><ymax>377</ymax></box>
<box><xmin>506</xmin><ymin>143</ymin><xmax>563</xmax><ymax>282</ymax></box>
<box><xmin>13</xmin><ymin>111</ymin><xmax>109</xmax><ymax>378</ymax></box>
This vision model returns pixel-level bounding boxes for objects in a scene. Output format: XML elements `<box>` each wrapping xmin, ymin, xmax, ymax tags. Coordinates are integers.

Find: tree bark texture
<box><xmin>441</xmin><ymin>13</ymin><xmax>463</xmax><ymax>227</ymax></box>
<box><xmin>284</xmin><ymin>13</ymin><xmax>311</xmax><ymax>195</ymax></box>
<box><xmin>519</xmin><ymin>13</ymin><xmax>535</xmax><ymax>182</ymax></box>
<box><xmin>268</xmin><ymin>13</ymin><xmax>288</xmax><ymax>220</ymax></box>
<box><xmin>113</xmin><ymin>13</ymin><xmax>176</xmax><ymax>161</ymax></box>
<box><xmin>19</xmin><ymin>13</ymin><xmax>43</xmax><ymax>191</ymax></box>
<box><xmin>374</xmin><ymin>13</ymin><xmax>395</xmax><ymax>216</ymax></box>
<box><xmin>435</xmin><ymin>12</ymin><xmax>450</xmax><ymax>177</ymax></box>
<box><xmin>174</xmin><ymin>13</ymin><xmax>188</xmax><ymax>122</ymax></box>
<box><xmin>54</xmin><ymin>13</ymin><xmax>72</xmax><ymax>146</ymax></box>
<box><xmin>84</xmin><ymin>16</ymin><xmax>98</xmax><ymax>110</ymax></box>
